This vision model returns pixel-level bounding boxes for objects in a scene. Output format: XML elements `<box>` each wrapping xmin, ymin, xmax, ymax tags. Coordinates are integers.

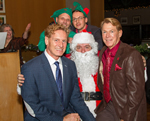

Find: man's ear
<box><xmin>45</xmin><ymin>36</ymin><xmax>49</xmax><ymax>45</ymax></box>
<box><xmin>119</xmin><ymin>30</ymin><xmax>123</xmax><ymax>38</ymax></box>
<box><xmin>56</xmin><ymin>17</ymin><xmax>58</xmax><ymax>23</ymax></box>
<box><xmin>85</xmin><ymin>17</ymin><xmax>88</xmax><ymax>23</ymax></box>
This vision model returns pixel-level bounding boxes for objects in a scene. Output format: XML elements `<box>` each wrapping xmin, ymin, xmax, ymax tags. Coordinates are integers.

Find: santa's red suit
<box><xmin>69</xmin><ymin>32</ymin><xmax>102</xmax><ymax>117</ymax></box>
<box><xmin>78</xmin><ymin>73</ymin><xmax>101</xmax><ymax>117</ymax></box>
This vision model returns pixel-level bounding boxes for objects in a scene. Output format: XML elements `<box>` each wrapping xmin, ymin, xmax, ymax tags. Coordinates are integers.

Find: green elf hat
<box><xmin>51</xmin><ymin>8</ymin><xmax>72</xmax><ymax>23</ymax></box>
<box><xmin>73</xmin><ymin>2</ymin><xmax>89</xmax><ymax>17</ymax></box>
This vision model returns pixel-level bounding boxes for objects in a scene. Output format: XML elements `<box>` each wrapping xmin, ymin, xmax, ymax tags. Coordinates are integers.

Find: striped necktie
<box><xmin>54</xmin><ymin>61</ymin><xmax>63</xmax><ymax>103</ymax></box>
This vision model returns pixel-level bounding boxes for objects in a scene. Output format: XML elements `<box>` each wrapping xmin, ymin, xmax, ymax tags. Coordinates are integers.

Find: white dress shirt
<box><xmin>44</xmin><ymin>50</ymin><xmax>63</xmax><ymax>81</ymax></box>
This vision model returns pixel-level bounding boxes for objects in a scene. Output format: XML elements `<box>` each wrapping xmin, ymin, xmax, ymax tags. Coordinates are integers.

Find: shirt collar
<box><xmin>44</xmin><ymin>50</ymin><xmax>62</xmax><ymax>66</ymax></box>
<box><xmin>106</xmin><ymin>41</ymin><xmax>120</xmax><ymax>57</ymax></box>
<box><xmin>75</xmin><ymin>24</ymin><xmax>88</xmax><ymax>33</ymax></box>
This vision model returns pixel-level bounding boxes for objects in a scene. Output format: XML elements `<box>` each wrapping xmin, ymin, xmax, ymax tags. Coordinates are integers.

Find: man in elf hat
<box><xmin>71</xmin><ymin>2</ymin><xmax>103</xmax><ymax>51</ymax></box>
<box><xmin>70</xmin><ymin>32</ymin><xmax>102</xmax><ymax>117</ymax></box>
<box><xmin>38</xmin><ymin>8</ymin><xmax>76</xmax><ymax>56</ymax></box>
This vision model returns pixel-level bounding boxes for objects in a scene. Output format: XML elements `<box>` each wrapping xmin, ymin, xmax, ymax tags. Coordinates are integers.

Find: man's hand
<box><xmin>17</xmin><ymin>74</ymin><xmax>25</xmax><ymax>86</ymax></box>
<box><xmin>68</xmin><ymin>37</ymin><xmax>73</xmax><ymax>43</ymax></box>
<box><xmin>142</xmin><ymin>55</ymin><xmax>146</xmax><ymax>67</ymax></box>
<box><xmin>120</xmin><ymin>119</ymin><xmax>124</xmax><ymax>121</ymax></box>
<box><xmin>63</xmin><ymin>113</ymin><xmax>81</xmax><ymax>121</ymax></box>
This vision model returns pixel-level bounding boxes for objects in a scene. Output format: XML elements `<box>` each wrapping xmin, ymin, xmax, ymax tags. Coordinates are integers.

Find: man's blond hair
<box><xmin>45</xmin><ymin>24</ymin><xmax>70</xmax><ymax>38</ymax></box>
<box><xmin>101</xmin><ymin>18</ymin><xmax>122</xmax><ymax>31</ymax></box>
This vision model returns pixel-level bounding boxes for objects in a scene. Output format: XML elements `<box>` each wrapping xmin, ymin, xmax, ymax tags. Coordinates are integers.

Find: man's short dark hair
<box><xmin>72</xmin><ymin>10</ymin><xmax>86</xmax><ymax>18</ymax></box>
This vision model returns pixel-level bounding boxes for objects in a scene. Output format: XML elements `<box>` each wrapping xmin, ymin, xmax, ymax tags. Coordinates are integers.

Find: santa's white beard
<box><xmin>71</xmin><ymin>50</ymin><xmax>99</xmax><ymax>117</ymax></box>
<box><xmin>71</xmin><ymin>50</ymin><xmax>99</xmax><ymax>79</ymax></box>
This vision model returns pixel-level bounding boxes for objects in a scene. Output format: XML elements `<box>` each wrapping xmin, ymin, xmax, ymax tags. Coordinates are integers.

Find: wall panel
<box><xmin>4</xmin><ymin>0</ymin><xmax>66</xmax><ymax>45</ymax></box>
<box><xmin>4</xmin><ymin>0</ymin><xmax>65</xmax><ymax>62</ymax></box>
<box><xmin>90</xmin><ymin>0</ymin><xmax>104</xmax><ymax>27</ymax></box>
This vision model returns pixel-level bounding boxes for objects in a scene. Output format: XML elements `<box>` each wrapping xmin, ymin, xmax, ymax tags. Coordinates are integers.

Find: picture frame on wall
<box><xmin>0</xmin><ymin>0</ymin><xmax>5</xmax><ymax>13</ymax></box>
<box><xmin>120</xmin><ymin>17</ymin><xmax>128</xmax><ymax>24</ymax></box>
<box><xmin>0</xmin><ymin>15</ymin><xmax>6</xmax><ymax>26</ymax></box>
<box><xmin>133</xmin><ymin>16</ymin><xmax>140</xmax><ymax>24</ymax></box>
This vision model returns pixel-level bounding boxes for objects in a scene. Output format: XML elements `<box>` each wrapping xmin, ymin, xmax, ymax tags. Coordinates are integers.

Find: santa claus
<box><xmin>70</xmin><ymin>32</ymin><xmax>102</xmax><ymax>117</ymax></box>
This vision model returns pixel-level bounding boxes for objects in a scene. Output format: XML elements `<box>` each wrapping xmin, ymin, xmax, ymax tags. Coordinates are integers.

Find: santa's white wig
<box><xmin>70</xmin><ymin>32</ymin><xmax>98</xmax><ymax>54</ymax></box>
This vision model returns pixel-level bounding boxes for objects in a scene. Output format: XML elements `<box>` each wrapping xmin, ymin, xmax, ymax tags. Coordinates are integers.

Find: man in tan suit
<box><xmin>95</xmin><ymin>18</ymin><xmax>147</xmax><ymax>121</ymax></box>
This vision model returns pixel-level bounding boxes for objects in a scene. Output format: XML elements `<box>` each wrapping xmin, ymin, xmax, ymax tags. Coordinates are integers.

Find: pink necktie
<box><xmin>103</xmin><ymin>52</ymin><xmax>112</xmax><ymax>103</ymax></box>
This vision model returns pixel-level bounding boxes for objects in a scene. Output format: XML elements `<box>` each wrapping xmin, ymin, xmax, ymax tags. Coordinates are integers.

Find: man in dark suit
<box><xmin>95</xmin><ymin>18</ymin><xmax>147</xmax><ymax>121</ymax></box>
<box><xmin>21</xmin><ymin>24</ymin><xmax>95</xmax><ymax>121</ymax></box>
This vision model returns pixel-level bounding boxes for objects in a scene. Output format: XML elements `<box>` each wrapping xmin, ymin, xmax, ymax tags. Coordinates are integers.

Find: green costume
<box><xmin>38</xmin><ymin>31</ymin><xmax>45</xmax><ymax>52</ymax></box>
<box><xmin>38</xmin><ymin>8</ymin><xmax>75</xmax><ymax>54</ymax></box>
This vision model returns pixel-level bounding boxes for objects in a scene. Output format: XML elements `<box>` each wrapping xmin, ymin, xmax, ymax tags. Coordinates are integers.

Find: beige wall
<box><xmin>5</xmin><ymin>0</ymin><xmax>66</xmax><ymax>45</ymax></box>
<box><xmin>90</xmin><ymin>0</ymin><xmax>104</xmax><ymax>27</ymax></box>
<box><xmin>4</xmin><ymin>0</ymin><xmax>66</xmax><ymax>61</ymax></box>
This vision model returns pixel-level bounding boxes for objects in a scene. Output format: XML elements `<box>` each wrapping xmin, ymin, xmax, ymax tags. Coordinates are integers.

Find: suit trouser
<box><xmin>96</xmin><ymin>101</ymin><xmax>120</xmax><ymax>121</ymax></box>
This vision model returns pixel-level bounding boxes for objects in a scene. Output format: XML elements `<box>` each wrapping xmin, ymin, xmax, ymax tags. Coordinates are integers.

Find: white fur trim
<box><xmin>72</xmin><ymin>32</ymin><xmax>95</xmax><ymax>44</ymax></box>
<box><xmin>85</xmin><ymin>101</ymin><xmax>96</xmax><ymax>117</ymax></box>
<box><xmin>17</xmin><ymin>84</ymin><xmax>21</xmax><ymax>95</ymax></box>
<box><xmin>24</xmin><ymin>101</ymin><xmax>35</xmax><ymax>117</ymax></box>
<box><xmin>80</xmin><ymin>75</ymin><xmax>97</xmax><ymax>117</ymax></box>
<box><xmin>144</xmin><ymin>67</ymin><xmax>147</xmax><ymax>82</ymax></box>
<box><xmin>80</xmin><ymin>75</ymin><xmax>96</xmax><ymax>92</ymax></box>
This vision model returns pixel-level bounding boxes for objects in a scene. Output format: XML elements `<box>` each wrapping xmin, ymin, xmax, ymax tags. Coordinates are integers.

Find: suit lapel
<box><xmin>41</xmin><ymin>53</ymin><xmax>55</xmax><ymax>81</ymax></box>
<box><xmin>41</xmin><ymin>53</ymin><xmax>62</xmax><ymax>98</ymax></box>
<box><xmin>61</xmin><ymin>57</ymin><xmax>70</xmax><ymax>105</ymax></box>
<box><xmin>98</xmin><ymin>46</ymin><xmax>107</xmax><ymax>91</ymax></box>
<box><xmin>109</xmin><ymin>42</ymin><xmax>124</xmax><ymax>82</ymax></box>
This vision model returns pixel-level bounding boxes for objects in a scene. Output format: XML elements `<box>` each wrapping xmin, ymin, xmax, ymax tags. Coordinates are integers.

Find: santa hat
<box><xmin>51</xmin><ymin>8</ymin><xmax>72</xmax><ymax>23</ymax></box>
<box><xmin>70</xmin><ymin>32</ymin><xmax>98</xmax><ymax>54</ymax></box>
<box><xmin>73</xmin><ymin>2</ymin><xmax>89</xmax><ymax>17</ymax></box>
<box><xmin>72</xmin><ymin>32</ymin><xmax>95</xmax><ymax>44</ymax></box>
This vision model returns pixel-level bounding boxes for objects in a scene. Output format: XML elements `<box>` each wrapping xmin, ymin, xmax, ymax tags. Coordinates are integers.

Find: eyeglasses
<box><xmin>73</xmin><ymin>16</ymin><xmax>85</xmax><ymax>22</ymax></box>
<box><xmin>76</xmin><ymin>45</ymin><xmax>92</xmax><ymax>51</ymax></box>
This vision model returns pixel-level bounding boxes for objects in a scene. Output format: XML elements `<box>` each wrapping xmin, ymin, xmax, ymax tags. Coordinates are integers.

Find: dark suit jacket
<box><xmin>21</xmin><ymin>53</ymin><xmax>95</xmax><ymax>121</ymax></box>
<box><xmin>146</xmin><ymin>58</ymin><xmax>150</xmax><ymax>103</ymax></box>
<box><xmin>71</xmin><ymin>24</ymin><xmax>103</xmax><ymax>50</ymax></box>
<box><xmin>95</xmin><ymin>42</ymin><xmax>147</xmax><ymax>121</ymax></box>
